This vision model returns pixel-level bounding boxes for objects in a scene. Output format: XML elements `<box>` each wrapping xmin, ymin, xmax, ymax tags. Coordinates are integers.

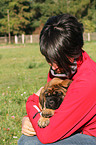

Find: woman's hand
<box><xmin>22</xmin><ymin>117</ymin><xmax>36</xmax><ymax>136</ymax></box>
<box><xmin>22</xmin><ymin>87</ymin><xmax>44</xmax><ymax>136</ymax></box>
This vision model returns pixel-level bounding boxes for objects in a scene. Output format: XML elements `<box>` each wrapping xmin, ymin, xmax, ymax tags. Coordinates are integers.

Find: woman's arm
<box><xmin>26</xmin><ymin>74</ymin><xmax>96</xmax><ymax>144</ymax></box>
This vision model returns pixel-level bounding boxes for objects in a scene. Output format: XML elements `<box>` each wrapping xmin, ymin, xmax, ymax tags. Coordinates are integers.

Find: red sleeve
<box><xmin>26</xmin><ymin>93</ymin><xmax>40</xmax><ymax>121</ymax></box>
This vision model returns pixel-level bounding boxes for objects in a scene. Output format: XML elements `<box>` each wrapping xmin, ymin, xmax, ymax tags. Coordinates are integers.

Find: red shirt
<box><xmin>26</xmin><ymin>51</ymin><xmax>96</xmax><ymax>144</ymax></box>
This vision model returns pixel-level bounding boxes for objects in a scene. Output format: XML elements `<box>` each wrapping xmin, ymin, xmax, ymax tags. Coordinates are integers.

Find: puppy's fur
<box><xmin>38</xmin><ymin>77</ymin><xmax>72</xmax><ymax>128</ymax></box>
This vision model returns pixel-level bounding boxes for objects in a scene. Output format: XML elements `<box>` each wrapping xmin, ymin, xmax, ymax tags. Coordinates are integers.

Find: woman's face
<box><xmin>48</xmin><ymin>57</ymin><xmax>74</xmax><ymax>74</ymax></box>
<box><xmin>48</xmin><ymin>63</ymin><xmax>62</xmax><ymax>73</ymax></box>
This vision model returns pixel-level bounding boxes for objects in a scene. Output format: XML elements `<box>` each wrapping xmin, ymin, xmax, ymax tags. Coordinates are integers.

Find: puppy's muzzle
<box><xmin>45</xmin><ymin>90</ymin><xmax>64</xmax><ymax>109</ymax></box>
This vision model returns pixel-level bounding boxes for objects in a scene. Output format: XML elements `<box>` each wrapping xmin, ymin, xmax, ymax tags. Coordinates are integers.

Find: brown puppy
<box><xmin>38</xmin><ymin>78</ymin><xmax>72</xmax><ymax>128</ymax></box>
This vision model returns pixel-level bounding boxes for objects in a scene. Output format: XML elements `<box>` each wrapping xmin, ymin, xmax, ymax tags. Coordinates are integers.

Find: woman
<box><xmin>18</xmin><ymin>14</ymin><xmax>96</xmax><ymax>145</ymax></box>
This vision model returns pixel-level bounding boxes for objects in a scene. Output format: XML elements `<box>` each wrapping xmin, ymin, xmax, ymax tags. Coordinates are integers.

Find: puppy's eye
<box><xmin>53</xmin><ymin>91</ymin><xmax>58</xmax><ymax>95</ymax></box>
<box><xmin>58</xmin><ymin>92</ymin><xmax>63</xmax><ymax>96</ymax></box>
<box><xmin>45</xmin><ymin>92</ymin><xmax>51</xmax><ymax>97</ymax></box>
<box><xmin>45</xmin><ymin>92</ymin><xmax>48</xmax><ymax>97</ymax></box>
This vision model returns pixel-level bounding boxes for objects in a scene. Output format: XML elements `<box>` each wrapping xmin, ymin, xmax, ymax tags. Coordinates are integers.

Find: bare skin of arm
<box><xmin>22</xmin><ymin>87</ymin><xmax>43</xmax><ymax>136</ymax></box>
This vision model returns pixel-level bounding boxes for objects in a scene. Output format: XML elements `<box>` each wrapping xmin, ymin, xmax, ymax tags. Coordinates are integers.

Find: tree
<box><xmin>0</xmin><ymin>0</ymin><xmax>11</xmax><ymax>36</ymax></box>
<box><xmin>8</xmin><ymin>0</ymin><xmax>34</xmax><ymax>35</ymax></box>
<box><xmin>0</xmin><ymin>0</ymin><xmax>34</xmax><ymax>35</ymax></box>
<box><xmin>38</xmin><ymin>0</ymin><xmax>96</xmax><ymax>32</ymax></box>
<box><xmin>0</xmin><ymin>0</ymin><xmax>95</xmax><ymax>36</ymax></box>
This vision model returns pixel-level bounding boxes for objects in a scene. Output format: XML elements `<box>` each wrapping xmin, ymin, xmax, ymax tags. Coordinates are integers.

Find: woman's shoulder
<box><xmin>77</xmin><ymin>51</ymin><xmax>96</xmax><ymax>73</ymax></box>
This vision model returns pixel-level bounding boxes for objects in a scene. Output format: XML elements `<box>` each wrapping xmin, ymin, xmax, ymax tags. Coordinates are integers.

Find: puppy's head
<box><xmin>44</xmin><ymin>85</ymin><xmax>65</xmax><ymax>109</ymax></box>
<box><xmin>39</xmin><ymin>78</ymin><xmax>72</xmax><ymax>110</ymax></box>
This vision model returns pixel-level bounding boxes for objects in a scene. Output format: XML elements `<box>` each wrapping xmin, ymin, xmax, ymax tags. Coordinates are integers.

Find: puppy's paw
<box><xmin>42</xmin><ymin>109</ymin><xmax>54</xmax><ymax>118</ymax></box>
<box><xmin>38</xmin><ymin>116</ymin><xmax>50</xmax><ymax>128</ymax></box>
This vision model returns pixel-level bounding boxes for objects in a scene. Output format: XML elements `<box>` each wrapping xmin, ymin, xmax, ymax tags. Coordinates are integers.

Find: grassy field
<box><xmin>0</xmin><ymin>41</ymin><xmax>96</xmax><ymax>145</ymax></box>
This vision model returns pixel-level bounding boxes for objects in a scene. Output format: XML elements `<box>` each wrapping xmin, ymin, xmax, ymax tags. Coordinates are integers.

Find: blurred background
<box><xmin>0</xmin><ymin>0</ymin><xmax>96</xmax><ymax>43</ymax></box>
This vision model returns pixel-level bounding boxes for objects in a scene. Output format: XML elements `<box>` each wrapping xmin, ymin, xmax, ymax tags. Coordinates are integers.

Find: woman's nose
<box><xmin>48</xmin><ymin>62</ymin><xmax>58</xmax><ymax>70</ymax></box>
<box><xmin>52</xmin><ymin>66</ymin><xmax>57</xmax><ymax>70</ymax></box>
<box><xmin>52</xmin><ymin>64</ymin><xmax>58</xmax><ymax>70</ymax></box>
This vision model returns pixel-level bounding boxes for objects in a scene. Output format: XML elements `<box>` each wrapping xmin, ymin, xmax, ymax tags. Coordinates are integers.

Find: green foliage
<box><xmin>9</xmin><ymin>0</ymin><xmax>34</xmax><ymax>35</ymax></box>
<box><xmin>79</xmin><ymin>0</ymin><xmax>96</xmax><ymax>32</ymax></box>
<box><xmin>82</xmin><ymin>19</ymin><xmax>96</xmax><ymax>32</ymax></box>
<box><xmin>37</xmin><ymin>0</ymin><xmax>96</xmax><ymax>32</ymax></box>
<box><xmin>0</xmin><ymin>0</ymin><xmax>96</xmax><ymax>35</ymax></box>
<box><xmin>0</xmin><ymin>0</ymin><xmax>34</xmax><ymax>35</ymax></box>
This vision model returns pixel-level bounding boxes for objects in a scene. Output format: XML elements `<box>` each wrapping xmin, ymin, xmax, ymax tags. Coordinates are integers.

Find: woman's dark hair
<box><xmin>40</xmin><ymin>13</ymin><xmax>84</xmax><ymax>74</ymax></box>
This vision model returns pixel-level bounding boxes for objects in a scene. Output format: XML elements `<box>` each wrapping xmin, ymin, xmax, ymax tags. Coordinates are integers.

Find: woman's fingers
<box><xmin>22</xmin><ymin>117</ymin><xmax>36</xmax><ymax>136</ymax></box>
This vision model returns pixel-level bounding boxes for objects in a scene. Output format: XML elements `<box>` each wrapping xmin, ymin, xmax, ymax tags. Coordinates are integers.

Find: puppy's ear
<box><xmin>39</xmin><ymin>88</ymin><xmax>45</xmax><ymax>109</ymax></box>
<box><xmin>39</xmin><ymin>81</ymin><xmax>50</xmax><ymax>109</ymax></box>
<box><xmin>67</xmin><ymin>79</ymin><xmax>72</xmax><ymax>87</ymax></box>
<box><xmin>61</xmin><ymin>79</ymin><xmax>72</xmax><ymax>88</ymax></box>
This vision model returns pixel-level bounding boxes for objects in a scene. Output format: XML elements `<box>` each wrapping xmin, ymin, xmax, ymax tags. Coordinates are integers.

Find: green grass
<box><xmin>0</xmin><ymin>41</ymin><xmax>96</xmax><ymax>144</ymax></box>
<box><xmin>0</xmin><ymin>43</ymin><xmax>49</xmax><ymax>145</ymax></box>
